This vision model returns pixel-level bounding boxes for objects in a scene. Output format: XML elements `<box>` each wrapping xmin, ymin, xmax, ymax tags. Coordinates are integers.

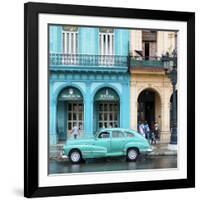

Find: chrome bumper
<box><xmin>60</xmin><ymin>150</ymin><xmax>68</xmax><ymax>159</ymax></box>
<box><xmin>146</xmin><ymin>148</ymin><xmax>153</xmax><ymax>152</ymax></box>
<box><xmin>140</xmin><ymin>148</ymin><xmax>153</xmax><ymax>153</ymax></box>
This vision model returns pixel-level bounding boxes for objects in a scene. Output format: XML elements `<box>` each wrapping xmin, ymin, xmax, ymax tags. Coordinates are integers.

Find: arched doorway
<box><xmin>94</xmin><ymin>87</ymin><xmax>120</xmax><ymax>133</ymax></box>
<box><xmin>170</xmin><ymin>90</ymin><xmax>177</xmax><ymax>130</ymax></box>
<box><xmin>57</xmin><ymin>87</ymin><xmax>84</xmax><ymax>141</ymax></box>
<box><xmin>137</xmin><ymin>89</ymin><xmax>161</xmax><ymax>131</ymax></box>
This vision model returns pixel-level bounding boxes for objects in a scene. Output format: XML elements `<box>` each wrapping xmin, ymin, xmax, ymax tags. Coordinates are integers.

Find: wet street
<box><xmin>49</xmin><ymin>155</ymin><xmax>177</xmax><ymax>174</ymax></box>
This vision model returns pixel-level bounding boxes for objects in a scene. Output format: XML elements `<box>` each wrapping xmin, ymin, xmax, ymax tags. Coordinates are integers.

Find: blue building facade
<box><xmin>49</xmin><ymin>25</ymin><xmax>130</xmax><ymax>144</ymax></box>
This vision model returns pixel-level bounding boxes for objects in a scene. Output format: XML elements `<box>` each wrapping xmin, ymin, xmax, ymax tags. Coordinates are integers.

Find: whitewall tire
<box><xmin>127</xmin><ymin>148</ymin><xmax>139</xmax><ymax>161</ymax></box>
<box><xmin>69</xmin><ymin>150</ymin><xmax>82</xmax><ymax>164</ymax></box>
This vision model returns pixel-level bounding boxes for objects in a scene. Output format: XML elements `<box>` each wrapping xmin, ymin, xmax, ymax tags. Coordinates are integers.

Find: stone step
<box><xmin>49</xmin><ymin>144</ymin><xmax>64</xmax><ymax>158</ymax></box>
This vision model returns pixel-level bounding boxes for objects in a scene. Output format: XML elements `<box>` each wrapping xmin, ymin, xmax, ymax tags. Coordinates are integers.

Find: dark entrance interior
<box><xmin>144</xmin><ymin>42</ymin><xmax>150</xmax><ymax>60</ymax></box>
<box><xmin>142</xmin><ymin>30</ymin><xmax>157</xmax><ymax>60</ymax></box>
<box><xmin>138</xmin><ymin>90</ymin><xmax>155</xmax><ymax>127</ymax></box>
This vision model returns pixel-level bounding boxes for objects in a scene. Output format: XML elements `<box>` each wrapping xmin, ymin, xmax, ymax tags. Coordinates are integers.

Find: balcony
<box><xmin>49</xmin><ymin>53</ymin><xmax>128</xmax><ymax>73</ymax></box>
<box><xmin>130</xmin><ymin>56</ymin><xmax>175</xmax><ymax>69</ymax></box>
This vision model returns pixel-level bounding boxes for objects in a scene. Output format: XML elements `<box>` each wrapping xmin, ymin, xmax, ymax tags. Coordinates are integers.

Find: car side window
<box><xmin>125</xmin><ymin>131</ymin><xmax>135</xmax><ymax>138</ymax></box>
<box><xmin>112</xmin><ymin>131</ymin><xmax>125</xmax><ymax>138</ymax></box>
<box><xmin>98</xmin><ymin>131</ymin><xmax>110</xmax><ymax>139</ymax></box>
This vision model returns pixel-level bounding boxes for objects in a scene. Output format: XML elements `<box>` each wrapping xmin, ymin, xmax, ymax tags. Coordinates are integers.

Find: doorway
<box><xmin>137</xmin><ymin>89</ymin><xmax>161</xmax><ymax>130</ymax></box>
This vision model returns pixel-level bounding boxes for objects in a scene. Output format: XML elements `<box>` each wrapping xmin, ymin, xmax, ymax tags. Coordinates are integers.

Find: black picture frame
<box><xmin>24</xmin><ymin>2</ymin><xmax>195</xmax><ymax>198</ymax></box>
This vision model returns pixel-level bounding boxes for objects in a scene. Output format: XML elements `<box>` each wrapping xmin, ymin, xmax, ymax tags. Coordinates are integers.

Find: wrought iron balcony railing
<box><xmin>49</xmin><ymin>53</ymin><xmax>128</xmax><ymax>67</ymax></box>
<box><xmin>130</xmin><ymin>56</ymin><xmax>175</xmax><ymax>68</ymax></box>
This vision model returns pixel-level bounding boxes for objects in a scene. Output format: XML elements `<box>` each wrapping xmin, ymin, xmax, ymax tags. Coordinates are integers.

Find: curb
<box><xmin>147</xmin><ymin>151</ymin><xmax>177</xmax><ymax>156</ymax></box>
<box><xmin>49</xmin><ymin>150</ymin><xmax>177</xmax><ymax>160</ymax></box>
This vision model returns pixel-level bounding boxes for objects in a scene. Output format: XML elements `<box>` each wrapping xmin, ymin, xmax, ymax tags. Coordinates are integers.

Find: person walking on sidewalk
<box><xmin>149</xmin><ymin>121</ymin><xmax>156</xmax><ymax>144</ymax></box>
<box><xmin>154</xmin><ymin>121</ymin><xmax>160</xmax><ymax>140</ymax></box>
<box><xmin>71</xmin><ymin>123</ymin><xmax>80</xmax><ymax>139</ymax></box>
<box><xmin>144</xmin><ymin>121</ymin><xmax>150</xmax><ymax>142</ymax></box>
<box><xmin>138</xmin><ymin>121</ymin><xmax>145</xmax><ymax>137</ymax></box>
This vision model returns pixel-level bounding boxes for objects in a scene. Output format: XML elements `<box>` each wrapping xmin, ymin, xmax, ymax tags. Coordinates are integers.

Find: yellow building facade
<box><xmin>130</xmin><ymin>30</ymin><xmax>177</xmax><ymax>143</ymax></box>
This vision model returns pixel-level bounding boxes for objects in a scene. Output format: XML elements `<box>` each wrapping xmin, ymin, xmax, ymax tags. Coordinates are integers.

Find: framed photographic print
<box><xmin>24</xmin><ymin>2</ymin><xmax>195</xmax><ymax>198</ymax></box>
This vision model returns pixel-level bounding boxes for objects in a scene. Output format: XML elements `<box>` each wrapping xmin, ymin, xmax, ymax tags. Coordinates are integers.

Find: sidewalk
<box><xmin>147</xmin><ymin>143</ymin><xmax>177</xmax><ymax>156</ymax></box>
<box><xmin>49</xmin><ymin>143</ymin><xmax>177</xmax><ymax>159</ymax></box>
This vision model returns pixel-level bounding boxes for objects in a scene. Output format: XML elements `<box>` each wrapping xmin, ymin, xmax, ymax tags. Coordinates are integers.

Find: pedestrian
<box><xmin>144</xmin><ymin>121</ymin><xmax>150</xmax><ymax>141</ymax></box>
<box><xmin>149</xmin><ymin>121</ymin><xmax>155</xmax><ymax>144</ymax></box>
<box><xmin>154</xmin><ymin>121</ymin><xmax>160</xmax><ymax>140</ymax></box>
<box><xmin>139</xmin><ymin>121</ymin><xmax>145</xmax><ymax>137</ymax></box>
<box><xmin>109</xmin><ymin>123</ymin><xmax>113</xmax><ymax>128</ymax></box>
<box><xmin>137</xmin><ymin>121</ymin><xmax>141</xmax><ymax>132</ymax></box>
<box><xmin>150</xmin><ymin>131</ymin><xmax>157</xmax><ymax>144</ymax></box>
<box><xmin>71</xmin><ymin>123</ymin><xmax>80</xmax><ymax>139</ymax></box>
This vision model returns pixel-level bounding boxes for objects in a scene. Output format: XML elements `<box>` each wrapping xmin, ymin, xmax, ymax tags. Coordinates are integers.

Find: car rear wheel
<box><xmin>69</xmin><ymin>150</ymin><xmax>82</xmax><ymax>164</ymax></box>
<box><xmin>127</xmin><ymin>148</ymin><xmax>139</xmax><ymax>161</ymax></box>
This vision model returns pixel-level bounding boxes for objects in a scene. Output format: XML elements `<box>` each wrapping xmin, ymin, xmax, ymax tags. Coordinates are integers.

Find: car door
<box><xmin>94</xmin><ymin>131</ymin><xmax>111</xmax><ymax>153</ymax></box>
<box><xmin>110</xmin><ymin>130</ymin><xmax>126</xmax><ymax>153</ymax></box>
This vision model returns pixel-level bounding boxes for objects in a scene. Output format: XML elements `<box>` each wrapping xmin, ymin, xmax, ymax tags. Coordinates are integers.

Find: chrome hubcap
<box><xmin>71</xmin><ymin>152</ymin><xmax>80</xmax><ymax>162</ymax></box>
<box><xmin>128</xmin><ymin>150</ymin><xmax>137</xmax><ymax>160</ymax></box>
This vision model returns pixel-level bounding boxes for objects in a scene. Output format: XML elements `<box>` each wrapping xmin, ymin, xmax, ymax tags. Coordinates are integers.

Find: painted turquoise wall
<box><xmin>57</xmin><ymin>101</ymin><xmax>66</xmax><ymax>140</ymax></box>
<box><xmin>79</xmin><ymin>27</ymin><xmax>98</xmax><ymax>54</ymax></box>
<box><xmin>49</xmin><ymin>81</ymin><xmax>57</xmax><ymax>144</ymax></box>
<box><xmin>49</xmin><ymin>25</ymin><xmax>131</xmax><ymax>145</ymax></box>
<box><xmin>115</xmin><ymin>29</ymin><xmax>129</xmax><ymax>56</ymax></box>
<box><xmin>49</xmin><ymin>26</ymin><xmax>62</xmax><ymax>53</ymax></box>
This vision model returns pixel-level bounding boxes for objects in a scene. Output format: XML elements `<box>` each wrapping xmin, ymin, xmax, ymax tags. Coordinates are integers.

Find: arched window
<box><xmin>94</xmin><ymin>87</ymin><xmax>119</xmax><ymax>132</ymax></box>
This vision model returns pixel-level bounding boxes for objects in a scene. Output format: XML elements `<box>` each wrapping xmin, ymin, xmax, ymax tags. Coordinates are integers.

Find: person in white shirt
<box><xmin>71</xmin><ymin>123</ymin><xmax>80</xmax><ymax>139</ymax></box>
<box><xmin>139</xmin><ymin>121</ymin><xmax>145</xmax><ymax>137</ymax></box>
<box><xmin>154</xmin><ymin>121</ymin><xmax>160</xmax><ymax>140</ymax></box>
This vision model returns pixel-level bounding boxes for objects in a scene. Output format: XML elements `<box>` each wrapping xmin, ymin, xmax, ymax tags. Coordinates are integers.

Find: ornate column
<box><xmin>160</xmin><ymin>90</ymin><xmax>171</xmax><ymax>143</ymax></box>
<box><xmin>130</xmin><ymin>80</ymin><xmax>137</xmax><ymax>130</ymax></box>
<box><xmin>49</xmin><ymin>85</ymin><xmax>57</xmax><ymax>145</ymax></box>
<box><xmin>121</xmin><ymin>82</ymin><xmax>130</xmax><ymax>128</ymax></box>
<box><xmin>84</xmin><ymin>82</ymin><xmax>93</xmax><ymax>136</ymax></box>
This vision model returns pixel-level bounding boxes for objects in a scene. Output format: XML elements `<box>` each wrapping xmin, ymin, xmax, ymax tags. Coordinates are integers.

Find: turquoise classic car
<box><xmin>62</xmin><ymin>128</ymin><xmax>152</xmax><ymax>163</ymax></box>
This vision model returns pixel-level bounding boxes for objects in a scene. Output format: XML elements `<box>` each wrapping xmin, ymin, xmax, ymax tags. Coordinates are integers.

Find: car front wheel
<box><xmin>127</xmin><ymin>148</ymin><xmax>139</xmax><ymax>161</ymax></box>
<box><xmin>69</xmin><ymin>150</ymin><xmax>82</xmax><ymax>164</ymax></box>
